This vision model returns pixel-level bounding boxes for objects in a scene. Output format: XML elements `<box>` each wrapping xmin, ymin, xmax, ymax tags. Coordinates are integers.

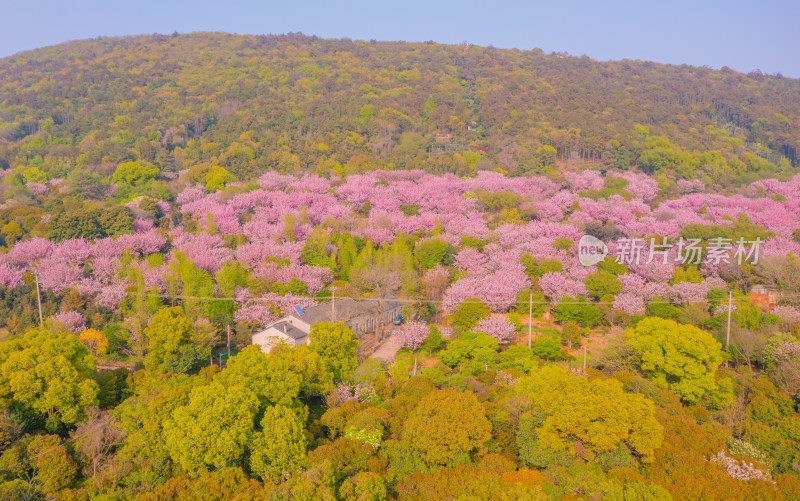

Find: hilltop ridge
<box><xmin>0</xmin><ymin>32</ymin><xmax>798</xmax><ymax>185</ymax></box>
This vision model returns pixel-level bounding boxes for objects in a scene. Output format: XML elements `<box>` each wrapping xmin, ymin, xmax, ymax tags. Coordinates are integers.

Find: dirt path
<box><xmin>369</xmin><ymin>332</ymin><xmax>402</xmax><ymax>363</ymax></box>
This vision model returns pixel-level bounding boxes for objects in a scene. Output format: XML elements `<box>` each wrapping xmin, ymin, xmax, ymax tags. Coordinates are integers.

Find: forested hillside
<box><xmin>1</xmin><ymin>32</ymin><xmax>799</xmax><ymax>188</ymax></box>
<box><xmin>1</xmin><ymin>33</ymin><xmax>800</xmax><ymax>500</ymax></box>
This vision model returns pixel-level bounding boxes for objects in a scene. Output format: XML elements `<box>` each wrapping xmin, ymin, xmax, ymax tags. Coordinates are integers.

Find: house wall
<box><xmin>252</xmin><ymin>327</ymin><xmax>296</xmax><ymax>354</ymax></box>
<box><xmin>287</xmin><ymin>316</ymin><xmax>311</xmax><ymax>332</ymax></box>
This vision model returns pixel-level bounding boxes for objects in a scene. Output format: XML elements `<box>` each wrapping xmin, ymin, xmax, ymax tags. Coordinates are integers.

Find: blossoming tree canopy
<box><xmin>396</xmin><ymin>320</ymin><xmax>429</xmax><ymax>351</ymax></box>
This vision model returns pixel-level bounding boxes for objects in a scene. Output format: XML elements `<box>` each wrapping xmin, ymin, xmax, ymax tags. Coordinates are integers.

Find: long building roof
<box><xmin>288</xmin><ymin>297</ymin><xmax>401</xmax><ymax>325</ymax></box>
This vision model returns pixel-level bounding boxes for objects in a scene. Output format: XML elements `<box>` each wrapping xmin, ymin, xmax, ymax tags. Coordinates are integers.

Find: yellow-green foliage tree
<box><xmin>218</xmin><ymin>345</ymin><xmax>303</xmax><ymax>408</ymax></box>
<box><xmin>339</xmin><ymin>471</ymin><xmax>388</xmax><ymax>501</ymax></box>
<box><xmin>111</xmin><ymin>374</ymin><xmax>197</xmax><ymax>480</ymax></box>
<box><xmin>402</xmin><ymin>389</ymin><xmax>492</xmax><ymax>467</ymax></box>
<box><xmin>249</xmin><ymin>405</ymin><xmax>307</xmax><ymax>483</ymax></box>
<box><xmin>515</xmin><ymin>366</ymin><xmax>663</xmax><ymax>463</ymax></box>
<box><xmin>162</xmin><ymin>380</ymin><xmax>260</xmax><ymax>478</ymax></box>
<box><xmin>111</xmin><ymin>160</ymin><xmax>160</xmax><ymax>186</ymax></box>
<box><xmin>0</xmin><ymin>329</ymin><xmax>98</xmax><ymax>426</ymax></box>
<box><xmin>625</xmin><ymin>317</ymin><xmax>725</xmax><ymax>403</ymax></box>
<box><xmin>204</xmin><ymin>165</ymin><xmax>236</xmax><ymax>192</ymax></box>
<box><xmin>143</xmin><ymin>307</ymin><xmax>192</xmax><ymax>372</ymax></box>
<box><xmin>26</xmin><ymin>434</ymin><xmax>78</xmax><ymax>494</ymax></box>
<box><xmin>309</xmin><ymin>322</ymin><xmax>359</xmax><ymax>383</ymax></box>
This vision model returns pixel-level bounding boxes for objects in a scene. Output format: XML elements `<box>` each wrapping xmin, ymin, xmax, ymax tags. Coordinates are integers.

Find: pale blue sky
<box><xmin>2</xmin><ymin>0</ymin><xmax>798</xmax><ymax>77</ymax></box>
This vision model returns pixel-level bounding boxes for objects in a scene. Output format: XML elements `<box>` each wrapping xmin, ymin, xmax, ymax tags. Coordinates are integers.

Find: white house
<box><xmin>252</xmin><ymin>297</ymin><xmax>402</xmax><ymax>353</ymax></box>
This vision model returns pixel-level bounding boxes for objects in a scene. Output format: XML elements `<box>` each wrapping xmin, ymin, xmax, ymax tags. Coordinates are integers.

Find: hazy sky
<box><xmin>2</xmin><ymin>0</ymin><xmax>798</xmax><ymax>77</ymax></box>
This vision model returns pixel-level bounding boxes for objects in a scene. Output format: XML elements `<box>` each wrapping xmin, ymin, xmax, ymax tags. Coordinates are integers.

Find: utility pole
<box><xmin>330</xmin><ymin>286</ymin><xmax>337</xmax><ymax>322</ymax></box>
<box><xmin>528</xmin><ymin>293</ymin><xmax>533</xmax><ymax>349</ymax></box>
<box><xmin>226</xmin><ymin>325</ymin><xmax>231</xmax><ymax>359</ymax></box>
<box><xmin>34</xmin><ymin>270</ymin><xmax>43</xmax><ymax>328</ymax></box>
<box><xmin>725</xmin><ymin>290</ymin><xmax>733</xmax><ymax>368</ymax></box>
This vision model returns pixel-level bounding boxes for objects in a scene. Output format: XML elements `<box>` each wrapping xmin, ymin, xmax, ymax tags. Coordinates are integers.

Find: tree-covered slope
<box><xmin>1</xmin><ymin>32</ymin><xmax>799</xmax><ymax>184</ymax></box>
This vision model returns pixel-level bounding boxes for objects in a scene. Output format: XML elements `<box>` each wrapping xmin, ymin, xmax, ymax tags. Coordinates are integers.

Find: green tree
<box><xmin>166</xmin><ymin>250</ymin><xmax>222</xmax><ymax>320</ymax></box>
<box><xmin>402</xmin><ymin>389</ymin><xmax>492</xmax><ymax>467</ymax></box>
<box><xmin>144</xmin><ymin>307</ymin><xmax>193</xmax><ymax>372</ymax></box>
<box><xmin>111</xmin><ymin>160</ymin><xmax>160</xmax><ymax>186</ymax></box>
<box><xmin>477</xmin><ymin>191</ymin><xmax>521</xmax><ymax>213</ymax></box>
<box><xmin>624</xmin><ymin>317</ymin><xmax>725</xmax><ymax>403</ymax></box>
<box><xmin>49</xmin><ymin>208</ymin><xmax>106</xmax><ymax>241</ymax></box>
<box><xmin>139</xmin><ymin>197</ymin><xmax>166</xmax><ymax>224</ymax></box>
<box><xmin>219</xmin><ymin>345</ymin><xmax>303</xmax><ymax>408</ymax></box>
<box><xmin>516</xmin><ymin>365</ymin><xmax>663</xmax><ymax>464</ymax></box>
<box><xmin>276</xmin><ymin>344</ymin><xmax>335</xmax><ymax>396</ymax></box>
<box><xmin>216</xmin><ymin>262</ymin><xmax>250</xmax><ymax>295</ymax></box>
<box><xmin>536</xmin><ymin>144</ymin><xmax>557</xmax><ymax>168</ymax></box>
<box><xmin>597</xmin><ymin>256</ymin><xmax>627</xmax><ymax>275</ymax></box>
<box><xmin>136</xmin><ymin>467</ymin><xmax>264</xmax><ymax>501</ymax></box>
<box><xmin>448</xmin><ymin>298</ymin><xmax>490</xmax><ymax>330</ymax></box>
<box><xmin>553</xmin><ymin>238</ymin><xmax>573</xmax><ymax>252</ymax></box>
<box><xmin>164</xmin><ymin>345</ymin><xmax>211</xmax><ymax>375</ymax></box>
<box><xmin>671</xmin><ymin>265</ymin><xmax>704</xmax><ymax>284</ymax></box>
<box><xmin>22</xmin><ymin>167</ymin><xmax>47</xmax><ymax>184</ymax></box>
<box><xmin>308</xmin><ymin>322</ymin><xmax>359</xmax><ymax>383</ymax></box>
<box><xmin>646</xmin><ymin>296</ymin><xmax>681</xmax><ymax>320</ymax></box>
<box><xmin>204</xmin><ymin>165</ymin><xmax>236</xmax><ymax>192</ymax></box>
<box><xmin>528</xmin><ymin>335</ymin><xmax>567</xmax><ymax>361</ymax></box>
<box><xmin>163</xmin><ymin>380</ymin><xmax>260</xmax><ymax>478</ymax></box>
<box><xmin>66</xmin><ymin>168</ymin><xmax>107</xmax><ymax>200</ymax></box>
<box><xmin>512</xmin><ymin>290</ymin><xmax>548</xmax><ymax>317</ymax></box>
<box><xmin>301</xmin><ymin>229</ymin><xmax>334</xmax><ymax>269</ymax></box>
<box><xmin>560</xmin><ymin>322</ymin><xmax>583</xmax><ymax>348</ymax></box>
<box><xmin>584</xmin><ymin>270</ymin><xmax>621</xmax><ymax>299</ymax></box>
<box><xmin>0</xmin><ymin>329</ymin><xmax>98</xmax><ymax>426</ymax></box>
<box><xmin>423</xmin><ymin>97</ymin><xmax>436</xmax><ymax>120</ymax></box>
<box><xmin>26</xmin><ymin>434</ymin><xmax>78</xmax><ymax>494</ymax></box>
<box><xmin>339</xmin><ymin>472</ymin><xmax>387</xmax><ymax>501</ymax></box>
<box><xmin>415</xmin><ymin>239</ymin><xmax>450</xmax><ymax>270</ymax></box>
<box><xmin>439</xmin><ymin>331</ymin><xmax>498</xmax><ymax>370</ymax></box>
<box><xmin>98</xmin><ymin>206</ymin><xmax>135</xmax><ymax>236</ymax></box>
<box><xmin>249</xmin><ymin>405</ymin><xmax>307</xmax><ymax>483</ymax></box>
<box><xmin>552</xmin><ymin>296</ymin><xmax>601</xmax><ymax>327</ymax></box>
<box><xmin>1</xmin><ymin>221</ymin><xmax>23</xmax><ymax>244</ymax></box>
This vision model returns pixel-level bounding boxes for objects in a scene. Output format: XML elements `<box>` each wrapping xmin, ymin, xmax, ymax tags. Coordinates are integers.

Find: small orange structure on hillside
<box><xmin>434</xmin><ymin>133</ymin><xmax>451</xmax><ymax>142</ymax></box>
<box><xmin>749</xmin><ymin>285</ymin><xmax>781</xmax><ymax>311</ymax></box>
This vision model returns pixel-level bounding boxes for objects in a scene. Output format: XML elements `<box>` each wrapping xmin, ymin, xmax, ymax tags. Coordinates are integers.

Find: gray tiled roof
<box><xmin>272</xmin><ymin>320</ymin><xmax>308</xmax><ymax>340</ymax></box>
<box><xmin>290</xmin><ymin>297</ymin><xmax>401</xmax><ymax>324</ymax></box>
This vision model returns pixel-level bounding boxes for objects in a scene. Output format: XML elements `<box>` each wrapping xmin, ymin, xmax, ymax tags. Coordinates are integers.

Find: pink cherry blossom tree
<box><xmin>396</xmin><ymin>320</ymin><xmax>429</xmax><ymax>351</ymax></box>
<box><xmin>474</xmin><ymin>315</ymin><xmax>516</xmax><ymax>343</ymax></box>
<box><xmin>709</xmin><ymin>451</ymin><xmax>773</xmax><ymax>483</ymax></box>
<box><xmin>538</xmin><ymin>272</ymin><xmax>588</xmax><ymax>302</ymax></box>
<box><xmin>613</xmin><ymin>293</ymin><xmax>646</xmax><ymax>316</ymax></box>
<box><xmin>0</xmin><ymin>263</ymin><xmax>24</xmax><ymax>289</ymax></box>
<box><xmin>48</xmin><ymin>311</ymin><xmax>85</xmax><ymax>334</ymax></box>
<box><xmin>27</xmin><ymin>183</ymin><xmax>47</xmax><ymax>195</ymax></box>
<box><xmin>773</xmin><ymin>306</ymin><xmax>800</xmax><ymax>326</ymax></box>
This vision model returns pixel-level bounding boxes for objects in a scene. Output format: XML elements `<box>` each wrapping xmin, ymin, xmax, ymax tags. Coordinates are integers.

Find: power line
<box><xmin>66</xmin><ymin>284</ymin><xmax>799</xmax><ymax>307</ymax></box>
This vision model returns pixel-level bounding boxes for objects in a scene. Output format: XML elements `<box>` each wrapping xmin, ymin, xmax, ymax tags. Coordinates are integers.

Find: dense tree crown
<box><xmin>624</xmin><ymin>317</ymin><xmax>726</xmax><ymax>403</ymax></box>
